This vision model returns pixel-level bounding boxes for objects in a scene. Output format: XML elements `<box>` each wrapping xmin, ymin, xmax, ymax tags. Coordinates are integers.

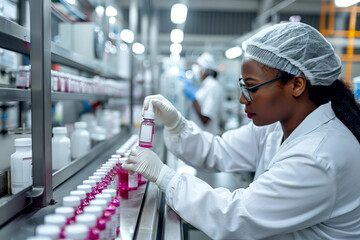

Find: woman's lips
<box><xmin>247</xmin><ymin>113</ymin><xmax>256</xmax><ymax>118</ymax></box>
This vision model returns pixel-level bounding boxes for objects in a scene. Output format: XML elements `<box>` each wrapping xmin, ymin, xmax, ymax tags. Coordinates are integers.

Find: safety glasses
<box><xmin>238</xmin><ymin>75</ymin><xmax>283</xmax><ymax>102</ymax></box>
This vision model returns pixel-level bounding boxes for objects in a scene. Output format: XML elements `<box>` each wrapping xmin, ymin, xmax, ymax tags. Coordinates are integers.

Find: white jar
<box><xmin>52</xmin><ymin>127</ymin><xmax>71</xmax><ymax>171</ymax></box>
<box><xmin>10</xmin><ymin>138</ymin><xmax>32</xmax><ymax>195</ymax></box>
<box><xmin>71</xmin><ymin>122</ymin><xmax>90</xmax><ymax>159</ymax></box>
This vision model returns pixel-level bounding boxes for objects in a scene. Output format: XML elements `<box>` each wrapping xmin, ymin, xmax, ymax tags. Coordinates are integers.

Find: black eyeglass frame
<box><xmin>238</xmin><ymin>75</ymin><xmax>283</xmax><ymax>102</ymax></box>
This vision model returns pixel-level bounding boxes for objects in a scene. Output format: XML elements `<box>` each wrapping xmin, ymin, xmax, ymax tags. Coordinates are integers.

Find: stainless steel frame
<box><xmin>0</xmin><ymin>16</ymin><xmax>30</xmax><ymax>55</ymax></box>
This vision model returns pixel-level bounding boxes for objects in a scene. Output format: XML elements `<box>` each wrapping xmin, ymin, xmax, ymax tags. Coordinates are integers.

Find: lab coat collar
<box><xmin>201</xmin><ymin>76</ymin><xmax>215</xmax><ymax>87</ymax></box>
<box><xmin>281</xmin><ymin>102</ymin><xmax>335</xmax><ymax>146</ymax></box>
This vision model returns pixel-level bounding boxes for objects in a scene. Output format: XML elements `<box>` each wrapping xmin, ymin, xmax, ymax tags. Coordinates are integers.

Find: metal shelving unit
<box><xmin>0</xmin><ymin>0</ymin><xmax>131</xmax><ymax>227</ymax></box>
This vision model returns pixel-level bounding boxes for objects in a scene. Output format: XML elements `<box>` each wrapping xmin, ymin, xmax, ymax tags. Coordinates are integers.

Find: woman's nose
<box><xmin>239</xmin><ymin>93</ymin><xmax>249</xmax><ymax>105</ymax></box>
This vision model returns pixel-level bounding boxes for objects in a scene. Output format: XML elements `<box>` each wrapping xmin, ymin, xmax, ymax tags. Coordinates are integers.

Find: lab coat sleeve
<box><xmin>164</xmin><ymin>153</ymin><xmax>335</xmax><ymax>239</ymax></box>
<box><xmin>164</xmin><ymin>121</ymin><xmax>275</xmax><ymax>173</ymax></box>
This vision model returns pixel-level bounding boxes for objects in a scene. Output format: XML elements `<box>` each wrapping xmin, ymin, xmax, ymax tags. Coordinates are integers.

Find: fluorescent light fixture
<box><xmin>170</xmin><ymin>53</ymin><xmax>181</xmax><ymax>62</ymax></box>
<box><xmin>106</xmin><ymin>6</ymin><xmax>118</xmax><ymax>17</ymax></box>
<box><xmin>95</xmin><ymin>6</ymin><xmax>104</xmax><ymax>16</ymax></box>
<box><xmin>66</xmin><ymin>0</ymin><xmax>76</xmax><ymax>4</ymax></box>
<box><xmin>171</xmin><ymin>3</ymin><xmax>188</xmax><ymax>24</ymax></box>
<box><xmin>170</xmin><ymin>43</ymin><xmax>182</xmax><ymax>54</ymax></box>
<box><xmin>170</xmin><ymin>29</ymin><xmax>184</xmax><ymax>43</ymax></box>
<box><xmin>225</xmin><ymin>46</ymin><xmax>243</xmax><ymax>59</ymax></box>
<box><xmin>120</xmin><ymin>29</ymin><xmax>134</xmax><ymax>43</ymax></box>
<box><xmin>109</xmin><ymin>17</ymin><xmax>116</xmax><ymax>24</ymax></box>
<box><xmin>335</xmin><ymin>0</ymin><xmax>360</xmax><ymax>7</ymax></box>
<box><xmin>169</xmin><ymin>66</ymin><xmax>180</xmax><ymax>75</ymax></box>
<box><xmin>132</xmin><ymin>42</ymin><xmax>145</xmax><ymax>54</ymax></box>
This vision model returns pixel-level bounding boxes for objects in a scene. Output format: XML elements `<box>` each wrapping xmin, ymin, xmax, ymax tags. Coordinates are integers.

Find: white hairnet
<box><xmin>197</xmin><ymin>52</ymin><xmax>218</xmax><ymax>72</ymax></box>
<box><xmin>244</xmin><ymin>22</ymin><xmax>342</xmax><ymax>86</ymax></box>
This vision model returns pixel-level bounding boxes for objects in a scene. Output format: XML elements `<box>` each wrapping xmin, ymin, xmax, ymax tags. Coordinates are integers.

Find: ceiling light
<box><xmin>170</xmin><ymin>43</ymin><xmax>182</xmax><ymax>54</ymax></box>
<box><xmin>171</xmin><ymin>3</ymin><xmax>188</xmax><ymax>24</ymax></box>
<box><xmin>120</xmin><ymin>29</ymin><xmax>134</xmax><ymax>43</ymax></box>
<box><xmin>225</xmin><ymin>46</ymin><xmax>243</xmax><ymax>59</ymax></box>
<box><xmin>106</xmin><ymin>6</ymin><xmax>118</xmax><ymax>17</ymax></box>
<box><xmin>170</xmin><ymin>29</ymin><xmax>184</xmax><ymax>43</ymax></box>
<box><xmin>132</xmin><ymin>42</ymin><xmax>145</xmax><ymax>54</ymax></box>
<box><xmin>95</xmin><ymin>6</ymin><xmax>104</xmax><ymax>16</ymax></box>
<box><xmin>335</xmin><ymin>0</ymin><xmax>360</xmax><ymax>7</ymax></box>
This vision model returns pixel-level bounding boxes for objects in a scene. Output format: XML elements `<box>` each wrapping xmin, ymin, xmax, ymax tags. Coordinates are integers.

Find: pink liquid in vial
<box><xmin>139</xmin><ymin>119</ymin><xmax>154</xmax><ymax>148</ymax></box>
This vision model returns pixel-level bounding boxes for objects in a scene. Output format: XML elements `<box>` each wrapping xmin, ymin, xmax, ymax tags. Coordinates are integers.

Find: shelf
<box><xmin>51</xmin><ymin>43</ymin><xmax>124</xmax><ymax>80</ymax></box>
<box><xmin>0</xmin><ymin>88</ymin><xmax>127</xmax><ymax>102</ymax></box>
<box><xmin>0</xmin><ymin>17</ymin><xmax>30</xmax><ymax>55</ymax></box>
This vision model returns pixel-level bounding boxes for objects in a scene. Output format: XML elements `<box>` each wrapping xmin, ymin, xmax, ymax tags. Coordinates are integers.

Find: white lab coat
<box><xmin>188</xmin><ymin>76</ymin><xmax>223</xmax><ymax>135</ymax></box>
<box><xmin>162</xmin><ymin>102</ymin><xmax>360</xmax><ymax>239</ymax></box>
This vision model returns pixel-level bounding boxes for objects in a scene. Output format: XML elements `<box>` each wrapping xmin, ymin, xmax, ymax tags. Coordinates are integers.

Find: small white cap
<box><xmin>95</xmin><ymin>193</ymin><xmax>111</xmax><ymax>203</ymax></box>
<box><xmin>82</xmin><ymin>180</ymin><xmax>96</xmax><ymax>188</ymax></box>
<box><xmin>74</xmin><ymin>121</ymin><xmax>87</xmax><ymax>129</ymax></box>
<box><xmin>94</xmin><ymin>171</ymin><xmax>106</xmax><ymax>178</ymax></box>
<box><xmin>77</xmin><ymin>184</ymin><xmax>92</xmax><ymax>193</ymax></box>
<box><xmin>26</xmin><ymin>237</ymin><xmax>52</xmax><ymax>240</ymax></box>
<box><xmin>116</xmin><ymin>149</ymin><xmax>125</xmax><ymax>155</ymax></box>
<box><xmin>76</xmin><ymin>214</ymin><xmax>97</xmax><ymax>228</ymax></box>
<box><xmin>64</xmin><ymin>224</ymin><xmax>88</xmax><ymax>239</ymax></box>
<box><xmin>70</xmin><ymin>190</ymin><xmax>86</xmax><ymax>199</ymax></box>
<box><xmin>63</xmin><ymin>196</ymin><xmax>81</xmax><ymax>207</ymax></box>
<box><xmin>44</xmin><ymin>214</ymin><xmax>66</xmax><ymax>227</ymax></box>
<box><xmin>143</xmin><ymin>101</ymin><xmax>155</xmax><ymax>119</ymax></box>
<box><xmin>35</xmin><ymin>224</ymin><xmax>60</xmax><ymax>238</ymax></box>
<box><xmin>108</xmin><ymin>159</ymin><xmax>119</xmax><ymax>164</ymax></box>
<box><xmin>119</xmin><ymin>157</ymin><xmax>127</xmax><ymax>164</ymax></box>
<box><xmin>55</xmin><ymin>206</ymin><xmax>74</xmax><ymax>218</ymax></box>
<box><xmin>83</xmin><ymin>206</ymin><xmax>102</xmax><ymax>218</ymax></box>
<box><xmin>89</xmin><ymin>199</ymin><xmax>107</xmax><ymax>210</ymax></box>
<box><xmin>14</xmin><ymin>138</ymin><xmax>32</xmax><ymax>147</ymax></box>
<box><xmin>53</xmin><ymin>127</ymin><xmax>67</xmax><ymax>134</ymax></box>
<box><xmin>103</xmin><ymin>163</ymin><xmax>113</xmax><ymax>168</ymax></box>
<box><xmin>100</xmin><ymin>166</ymin><xmax>110</xmax><ymax>173</ymax></box>
<box><xmin>111</xmin><ymin>155</ymin><xmax>120</xmax><ymax>159</ymax></box>
<box><xmin>89</xmin><ymin>176</ymin><xmax>102</xmax><ymax>183</ymax></box>
<box><xmin>102</xmin><ymin>189</ymin><xmax>116</xmax><ymax>198</ymax></box>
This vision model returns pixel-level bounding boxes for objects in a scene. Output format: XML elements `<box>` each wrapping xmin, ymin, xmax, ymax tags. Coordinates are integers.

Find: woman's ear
<box><xmin>291</xmin><ymin>75</ymin><xmax>307</xmax><ymax>97</ymax></box>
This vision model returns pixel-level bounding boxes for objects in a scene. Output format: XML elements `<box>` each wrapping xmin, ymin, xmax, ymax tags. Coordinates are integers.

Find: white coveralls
<box><xmin>188</xmin><ymin>76</ymin><xmax>223</xmax><ymax>135</ymax></box>
<box><xmin>161</xmin><ymin>102</ymin><xmax>360</xmax><ymax>239</ymax></box>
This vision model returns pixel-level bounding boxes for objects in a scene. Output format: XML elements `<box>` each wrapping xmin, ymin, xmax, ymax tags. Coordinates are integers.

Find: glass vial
<box><xmin>139</xmin><ymin>101</ymin><xmax>155</xmax><ymax>148</ymax></box>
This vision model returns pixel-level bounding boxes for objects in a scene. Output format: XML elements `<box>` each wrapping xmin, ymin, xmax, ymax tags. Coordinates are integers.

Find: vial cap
<box><xmin>111</xmin><ymin>155</ymin><xmax>120</xmax><ymax>159</ymax></box>
<box><xmin>103</xmin><ymin>163</ymin><xmax>113</xmax><ymax>168</ymax></box>
<box><xmin>64</xmin><ymin>224</ymin><xmax>88</xmax><ymax>239</ymax></box>
<box><xmin>83</xmin><ymin>206</ymin><xmax>102</xmax><ymax>218</ymax></box>
<box><xmin>89</xmin><ymin>176</ymin><xmax>102</xmax><ymax>183</ymax></box>
<box><xmin>76</xmin><ymin>214</ymin><xmax>97</xmax><ymax>227</ymax></box>
<box><xmin>95</xmin><ymin>193</ymin><xmax>111</xmax><ymax>203</ymax></box>
<box><xmin>102</xmin><ymin>189</ymin><xmax>116</xmax><ymax>198</ymax></box>
<box><xmin>82</xmin><ymin>180</ymin><xmax>96</xmax><ymax>188</ymax></box>
<box><xmin>70</xmin><ymin>190</ymin><xmax>86</xmax><ymax>199</ymax></box>
<box><xmin>100</xmin><ymin>166</ymin><xmax>110</xmax><ymax>172</ymax></box>
<box><xmin>119</xmin><ymin>157</ymin><xmax>127</xmax><ymax>164</ymax></box>
<box><xmin>26</xmin><ymin>237</ymin><xmax>52</xmax><ymax>240</ymax></box>
<box><xmin>108</xmin><ymin>159</ymin><xmax>119</xmax><ymax>164</ymax></box>
<box><xmin>55</xmin><ymin>206</ymin><xmax>74</xmax><ymax>218</ymax></box>
<box><xmin>77</xmin><ymin>184</ymin><xmax>92</xmax><ymax>193</ymax></box>
<box><xmin>44</xmin><ymin>214</ymin><xmax>66</xmax><ymax>227</ymax></box>
<box><xmin>89</xmin><ymin>199</ymin><xmax>107</xmax><ymax>210</ymax></box>
<box><xmin>63</xmin><ymin>196</ymin><xmax>81</xmax><ymax>207</ymax></box>
<box><xmin>116</xmin><ymin>149</ymin><xmax>125</xmax><ymax>156</ymax></box>
<box><xmin>14</xmin><ymin>138</ymin><xmax>32</xmax><ymax>147</ymax></box>
<box><xmin>74</xmin><ymin>121</ymin><xmax>87</xmax><ymax>129</ymax></box>
<box><xmin>143</xmin><ymin>101</ymin><xmax>155</xmax><ymax>119</ymax></box>
<box><xmin>94</xmin><ymin>171</ymin><xmax>106</xmax><ymax>178</ymax></box>
<box><xmin>53</xmin><ymin>127</ymin><xmax>67</xmax><ymax>134</ymax></box>
<box><xmin>35</xmin><ymin>224</ymin><xmax>60</xmax><ymax>238</ymax></box>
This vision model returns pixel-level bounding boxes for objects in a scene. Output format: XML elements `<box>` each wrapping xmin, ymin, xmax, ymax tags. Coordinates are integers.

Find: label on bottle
<box><xmin>128</xmin><ymin>172</ymin><xmax>138</xmax><ymax>188</ymax></box>
<box><xmin>140</xmin><ymin>125</ymin><xmax>152</xmax><ymax>142</ymax></box>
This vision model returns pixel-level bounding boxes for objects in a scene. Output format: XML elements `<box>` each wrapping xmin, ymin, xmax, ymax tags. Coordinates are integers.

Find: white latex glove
<box><xmin>143</xmin><ymin>94</ymin><xmax>186</xmax><ymax>135</ymax></box>
<box><xmin>122</xmin><ymin>146</ymin><xmax>165</xmax><ymax>183</ymax></box>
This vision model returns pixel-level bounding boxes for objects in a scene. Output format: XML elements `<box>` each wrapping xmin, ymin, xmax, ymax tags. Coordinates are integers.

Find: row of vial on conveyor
<box><xmin>26</xmin><ymin>134</ymin><xmax>146</xmax><ymax>240</ymax></box>
<box><xmin>15</xmin><ymin>66</ymin><xmax>127</xmax><ymax>97</ymax></box>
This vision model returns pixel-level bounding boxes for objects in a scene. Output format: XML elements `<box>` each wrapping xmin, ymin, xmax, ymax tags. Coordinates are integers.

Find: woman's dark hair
<box><xmin>279</xmin><ymin>70</ymin><xmax>360</xmax><ymax>143</ymax></box>
<box><xmin>204</xmin><ymin>68</ymin><xmax>218</xmax><ymax>78</ymax></box>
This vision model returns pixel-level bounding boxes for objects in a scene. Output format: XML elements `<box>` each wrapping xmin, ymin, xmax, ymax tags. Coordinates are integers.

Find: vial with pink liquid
<box><xmin>102</xmin><ymin>189</ymin><xmax>120</xmax><ymax>237</ymax></box>
<box><xmin>139</xmin><ymin>101</ymin><xmax>155</xmax><ymax>148</ymax></box>
<box><xmin>96</xmin><ymin>193</ymin><xmax>117</xmax><ymax>240</ymax></box>
<box><xmin>76</xmin><ymin>214</ymin><xmax>100</xmax><ymax>240</ymax></box>
<box><xmin>55</xmin><ymin>206</ymin><xmax>76</xmax><ymax>225</ymax></box>
<box><xmin>64</xmin><ymin>223</ymin><xmax>88</xmax><ymax>240</ymax></box>
<box><xmin>70</xmin><ymin>190</ymin><xmax>89</xmax><ymax>210</ymax></box>
<box><xmin>83</xmin><ymin>206</ymin><xmax>107</xmax><ymax>240</ymax></box>
<box><xmin>89</xmin><ymin>199</ymin><xmax>113</xmax><ymax>240</ymax></box>
<box><xmin>78</xmin><ymin>182</ymin><xmax>96</xmax><ymax>201</ymax></box>
<box><xmin>44</xmin><ymin>214</ymin><xmax>66</xmax><ymax>239</ymax></box>
<box><xmin>63</xmin><ymin>196</ymin><xmax>83</xmax><ymax>218</ymax></box>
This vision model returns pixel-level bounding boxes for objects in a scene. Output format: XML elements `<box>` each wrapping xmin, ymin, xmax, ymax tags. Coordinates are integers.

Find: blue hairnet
<box><xmin>244</xmin><ymin>22</ymin><xmax>342</xmax><ymax>86</ymax></box>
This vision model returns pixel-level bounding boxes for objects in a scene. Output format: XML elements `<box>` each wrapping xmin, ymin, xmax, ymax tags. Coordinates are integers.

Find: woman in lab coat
<box><xmin>122</xmin><ymin>22</ymin><xmax>360</xmax><ymax>239</ymax></box>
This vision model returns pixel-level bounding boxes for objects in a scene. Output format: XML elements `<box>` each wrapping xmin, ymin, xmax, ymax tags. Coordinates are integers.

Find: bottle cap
<box><xmin>116</xmin><ymin>149</ymin><xmax>125</xmax><ymax>156</ymax></box>
<box><xmin>108</xmin><ymin>159</ymin><xmax>119</xmax><ymax>164</ymax></box>
<box><xmin>74</xmin><ymin>121</ymin><xmax>87</xmax><ymax>129</ymax></box>
<box><xmin>55</xmin><ymin>206</ymin><xmax>74</xmax><ymax>218</ymax></box>
<box><xmin>119</xmin><ymin>157</ymin><xmax>127</xmax><ymax>164</ymax></box>
<box><xmin>70</xmin><ymin>190</ymin><xmax>86</xmax><ymax>199</ymax></box>
<box><xmin>52</xmin><ymin>127</ymin><xmax>67</xmax><ymax>134</ymax></box>
<box><xmin>44</xmin><ymin>214</ymin><xmax>66</xmax><ymax>227</ymax></box>
<box><xmin>82</xmin><ymin>180</ymin><xmax>96</xmax><ymax>188</ymax></box>
<box><xmin>26</xmin><ymin>237</ymin><xmax>52</xmax><ymax>240</ymax></box>
<box><xmin>63</xmin><ymin>196</ymin><xmax>81</xmax><ymax>207</ymax></box>
<box><xmin>102</xmin><ymin>189</ymin><xmax>116</xmax><ymax>198</ymax></box>
<box><xmin>35</xmin><ymin>224</ymin><xmax>60</xmax><ymax>238</ymax></box>
<box><xmin>76</xmin><ymin>214</ymin><xmax>97</xmax><ymax>228</ymax></box>
<box><xmin>89</xmin><ymin>199</ymin><xmax>107</xmax><ymax>210</ymax></box>
<box><xmin>143</xmin><ymin>101</ymin><xmax>155</xmax><ymax>119</ymax></box>
<box><xmin>95</xmin><ymin>193</ymin><xmax>112</xmax><ymax>203</ymax></box>
<box><xmin>64</xmin><ymin>224</ymin><xmax>88</xmax><ymax>239</ymax></box>
<box><xmin>89</xmin><ymin>176</ymin><xmax>102</xmax><ymax>183</ymax></box>
<box><xmin>14</xmin><ymin>138</ymin><xmax>32</xmax><ymax>147</ymax></box>
<box><xmin>94</xmin><ymin>171</ymin><xmax>106</xmax><ymax>178</ymax></box>
<box><xmin>111</xmin><ymin>155</ymin><xmax>120</xmax><ymax>159</ymax></box>
<box><xmin>100</xmin><ymin>166</ymin><xmax>110</xmax><ymax>173</ymax></box>
<box><xmin>83</xmin><ymin>206</ymin><xmax>102</xmax><ymax>218</ymax></box>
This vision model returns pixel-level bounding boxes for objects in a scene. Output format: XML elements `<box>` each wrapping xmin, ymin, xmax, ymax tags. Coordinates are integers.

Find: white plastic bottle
<box><xmin>35</xmin><ymin>224</ymin><xmax>61</xmax><ymax>240</ymax></box>
<box><xmin>64</xmin><ymin>224</ymin><xmax>89</xmax><ymax>240</ymax></box>
<box><xmin>10</xmin><ymin>138</ymin><xmax>32</xmax><ymax>195</ymax></box>
<box><xmin>52</xmin><ymin>127</ymin><xmax>71</xmax><ymax>171</ymax></box>
<box><xmin>71</xmin><ymin>122</ymin><xmax>90</xmax><ymax>159</ymax></box>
